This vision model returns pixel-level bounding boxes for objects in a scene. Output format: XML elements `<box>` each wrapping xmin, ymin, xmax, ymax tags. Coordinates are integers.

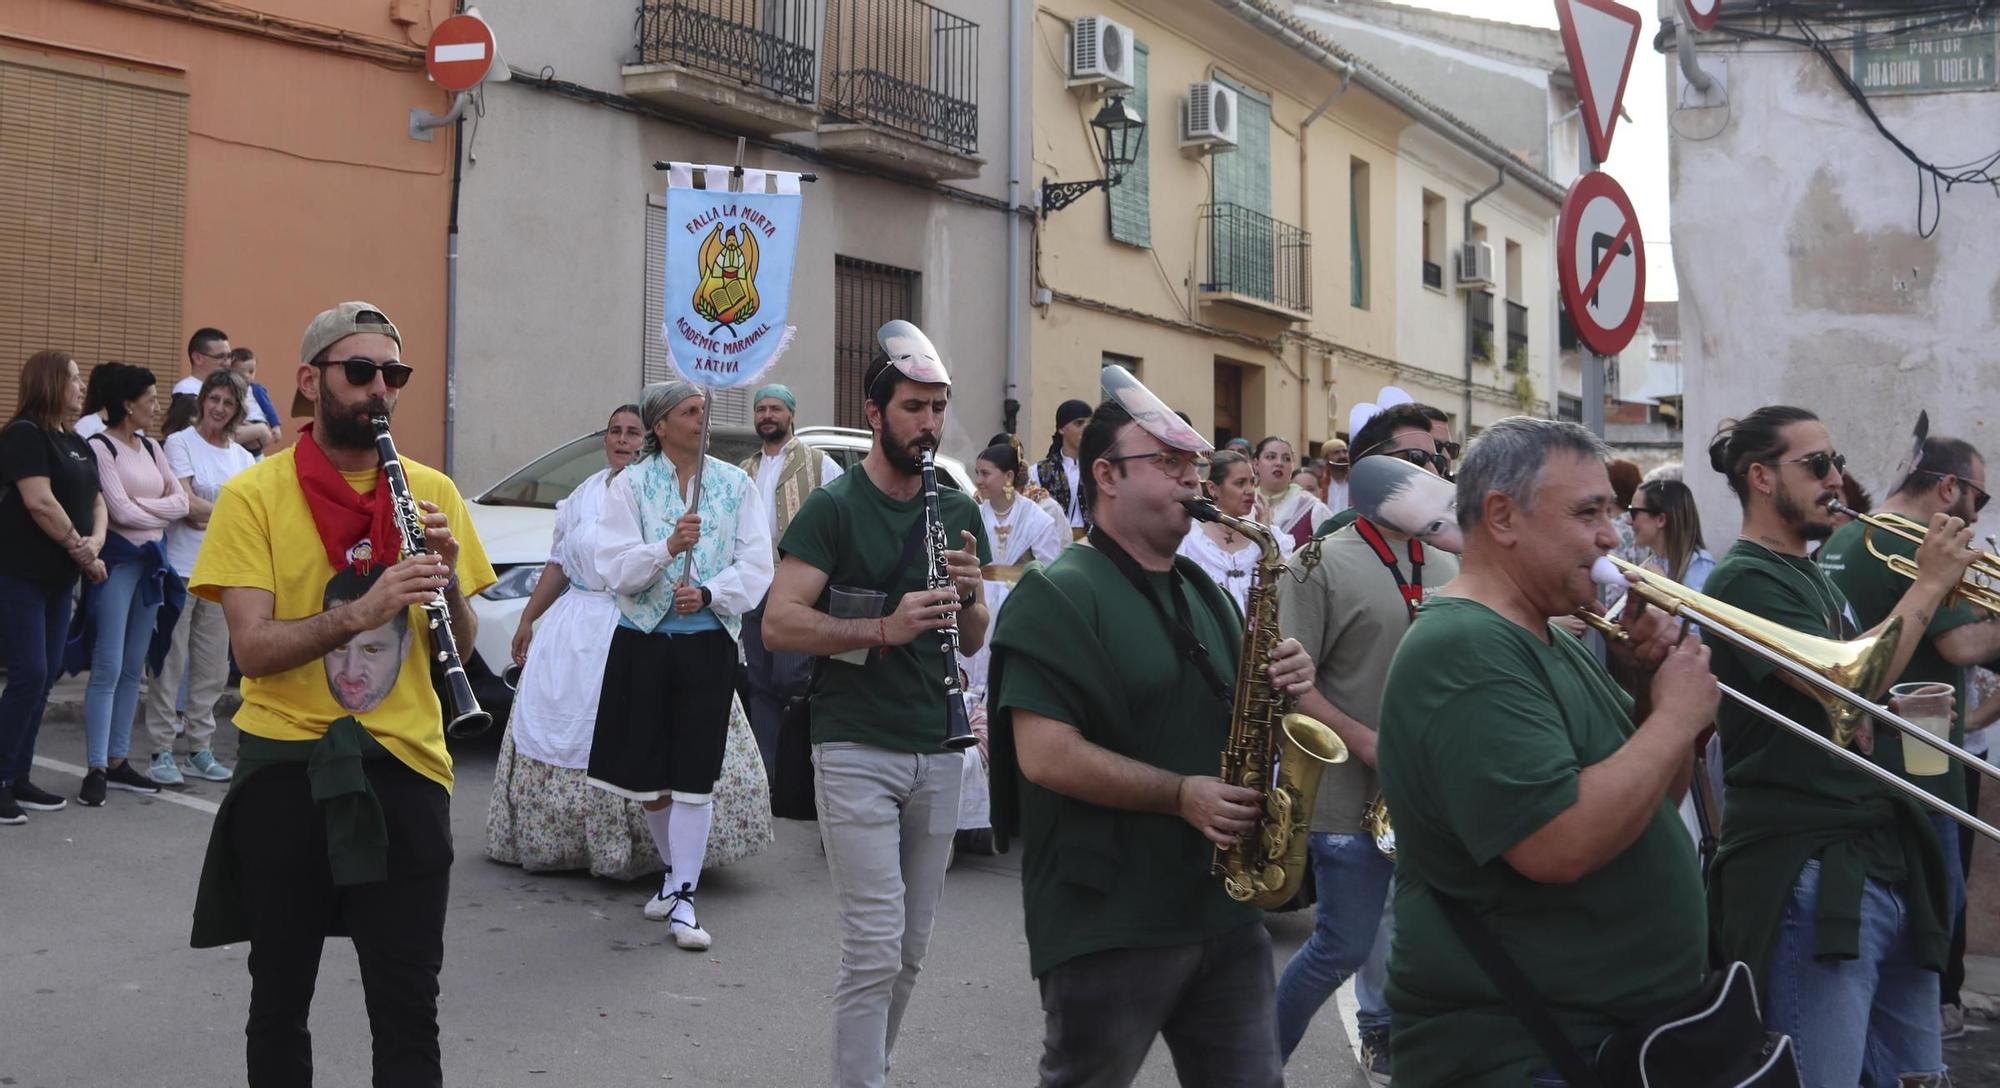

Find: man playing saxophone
<box><xmin>987</xmin><ymin>370</ymin><xmax>1316</xmax><ymax>1088</ymax></box>
<box><xmin>1377</xmin><ymin>418</ymin><xmax>1718</xmax><ymax>1086</ymax></box>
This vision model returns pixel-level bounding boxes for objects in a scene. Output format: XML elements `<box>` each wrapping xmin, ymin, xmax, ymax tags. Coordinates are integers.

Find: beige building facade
<box><xmin>1026</xmin><ymin>0</ymin><xmax>1563</xmax><ymax>455</ymax></box>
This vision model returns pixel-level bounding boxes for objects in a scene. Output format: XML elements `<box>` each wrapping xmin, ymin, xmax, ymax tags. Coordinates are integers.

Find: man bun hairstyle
<box><xmin>1708</xmin><ymin>406</ymin><xmax>1819</xmax><ymax>503</ymax></box>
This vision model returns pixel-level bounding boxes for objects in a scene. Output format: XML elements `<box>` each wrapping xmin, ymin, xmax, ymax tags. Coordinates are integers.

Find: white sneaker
<box><xmin>666</xmin><ymin>886</ymin><xmax>711</xmax><ymax>951</ymax></box>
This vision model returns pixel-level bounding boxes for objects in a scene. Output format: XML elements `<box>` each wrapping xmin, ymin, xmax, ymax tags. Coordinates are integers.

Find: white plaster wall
<box><xmin>1393</xmin><ymin>127</ymin><xmax>1559</xmax><ymax>428</ymax></box>
<box><xmin>1668</xmin><ymin>39</ymin><xmax>2000</xmax><ymax>546</ymax></box>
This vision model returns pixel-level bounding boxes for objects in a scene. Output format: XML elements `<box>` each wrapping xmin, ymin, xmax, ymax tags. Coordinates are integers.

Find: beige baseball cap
<box><xmin>291</xmin><ymin>301</ymin><xmax>402</xmax><ymax>418</ymax></box>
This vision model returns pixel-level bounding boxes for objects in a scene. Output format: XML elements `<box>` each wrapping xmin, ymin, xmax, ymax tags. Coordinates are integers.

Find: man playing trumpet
<box><xmin>1704</xmin><ymin>406</ymin><xmax>1976</xmax><ymax>1087</ymax></box>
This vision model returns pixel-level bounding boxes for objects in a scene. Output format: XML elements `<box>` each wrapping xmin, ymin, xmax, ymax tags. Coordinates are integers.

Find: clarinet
<box><xmin>922</xmin><ymin>448</ymin><xmax>978</xmax><ymax>751</ymax></box>
<box><xmin>372</xmin><ymin>415</ymin><xmax>493</xmax><ymax>739</ymax></box>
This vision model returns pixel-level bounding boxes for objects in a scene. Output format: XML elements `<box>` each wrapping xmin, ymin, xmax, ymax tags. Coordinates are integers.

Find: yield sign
<box><xmin>1557</xmin><ymin>171</ymin><xmax>1646</xmax><ymax>356</ymax></box>
<box><xmin>1555</xmin><ymin>0</ymin><xmax>1642</xmax><ymax>165</ymax></box>
<box><xmin>426</xmin><ymin>13</ymin><xmax>498</xmax><ymax>92</ymax></box>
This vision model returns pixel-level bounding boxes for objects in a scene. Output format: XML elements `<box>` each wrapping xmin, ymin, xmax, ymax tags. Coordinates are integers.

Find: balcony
<box><xmin>1505</xmin><ymin>299</ymin><xmax>1529</xmax><ymax>372</ymax></box>
<box><xmin>818</xmin><ymin>0</ymin><xmax>982</xmax><ymax>180</ymax></box>
<box><xmin>625</xmin><ymin>0</ymin><xmax>822</xmax><ymax>135</ymax></box>
<box><xmin>1199</xmin><ymin>204</ymin><xmax>1312</xmax><ymax>322</ymax></box>
<box><xmin>1468</xmin><ymin>289</ymin><xmax>1494</xmax><ymax>362</ymax></box>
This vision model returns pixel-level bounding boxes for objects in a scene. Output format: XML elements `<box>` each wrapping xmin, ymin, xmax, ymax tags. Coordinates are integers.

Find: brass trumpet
<box><xmin>1825</xmin><ymin>499</ymin><xmax>2000</xmax><ymax>615</ymax></box>
<box><xmin>1582</xmin><ymin>556</ymin><xmax>2000</xmax><ymax>845</ymax></box>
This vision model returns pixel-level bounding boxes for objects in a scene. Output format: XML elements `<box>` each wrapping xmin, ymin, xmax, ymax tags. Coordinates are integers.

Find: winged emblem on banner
<box><xmin>693</xmin><ymin>222</ymin><xmax>761</xmax><ymax>335</ymax></box>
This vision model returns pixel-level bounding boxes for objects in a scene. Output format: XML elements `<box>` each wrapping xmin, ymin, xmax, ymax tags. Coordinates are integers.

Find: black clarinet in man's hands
<box><xmin>921</xmin><ymin>448</ymin><xmax>978</xmax><ymax>751</ymax></box>
<box><xmin>372</xmin><ymin>415</ymin><xmax>492</xmax><ymax>739</ymax></box>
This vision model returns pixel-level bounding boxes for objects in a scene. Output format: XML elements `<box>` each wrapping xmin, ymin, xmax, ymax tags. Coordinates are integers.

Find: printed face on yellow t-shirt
<box><xmin>321</xmin><ymin>565</ymin><xmax>412</xmax><ymax>714</ymax></box>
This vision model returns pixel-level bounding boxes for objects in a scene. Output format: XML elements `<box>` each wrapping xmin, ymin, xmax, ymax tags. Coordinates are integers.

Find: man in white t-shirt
<box><xmin>168</xmin><ymin>327</ymin><xmax>230</xmax><ymax>433</ymax></box>
<box><xmin>736</xmin><ymin>383</ymin><xmax>842</xmax><ymax>773</ymax></box>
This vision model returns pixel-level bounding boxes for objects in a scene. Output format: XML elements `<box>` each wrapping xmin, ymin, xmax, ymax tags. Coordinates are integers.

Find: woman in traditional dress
<box><xmin>485</xmin><ymin>403</ymin><xmax>775</xmax><ymax>887</ymax></box>
<box><xmin>1250</xmin><ymin>435</ymin><xmax>1331</xmax><ymax>551</ymax></box>
<box><xmin>956</xmin><ymin>442</ymin><xmax>1065</xmax><ymax>853</ymax></box>
<box><xmin>1176</xmin><ymin>450</ymin><xmax>1261</xmax><ymax>617</ymax></box>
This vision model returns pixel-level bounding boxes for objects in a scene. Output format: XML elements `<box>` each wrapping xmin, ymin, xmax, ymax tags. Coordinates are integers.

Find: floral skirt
<box><xmin>485</xmin><ymin>692</ymin><xmax>774</xmax><ymax>881</ymax></box>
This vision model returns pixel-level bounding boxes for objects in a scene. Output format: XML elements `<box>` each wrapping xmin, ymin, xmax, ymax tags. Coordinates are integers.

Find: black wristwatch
<box><xmin>699</xmin><ymin>586</ymin><xmax>713</xmax><ymax>609</ymax></box>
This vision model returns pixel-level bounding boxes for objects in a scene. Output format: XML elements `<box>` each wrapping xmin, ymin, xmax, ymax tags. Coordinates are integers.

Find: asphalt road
<box><xmin>3</xmin><ymin>697</ymin><xmax>1368</xmax><ymax>1088</ymax></box>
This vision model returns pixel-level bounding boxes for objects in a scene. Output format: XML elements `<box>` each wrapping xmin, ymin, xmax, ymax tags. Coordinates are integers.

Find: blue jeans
<box><xmin>83</xmin><ymin>558</ymin><xmax>159</xmax><ymax>769</ymax></box>
<box><xmin>1275</xmin><ymin>831</ymin><xmax>1395</xmax><ymax>1058</ymax></box>
<box><xmin>1767</xmin><ymin>859</ymin><xmax>1944</xmax><ymax>1087</ymax></box>
<box><xmin>0</xmin><ymin>574</ymin><xmax>73</xmax><ymax>785</ymax></box>
<box><xmin>1928</xmin><ymin>813</ymin><xmax>1964</xmax><ymax>922</ymax></box>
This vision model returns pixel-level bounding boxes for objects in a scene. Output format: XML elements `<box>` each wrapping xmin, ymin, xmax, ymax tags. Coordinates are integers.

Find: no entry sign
<box><xmin>426</xmin><ymin>14</ymin><xmax>497</xmax><ymax>92</ymax></box>
<box><xmin>1557</xmin><ymin>170</ymin><xmax>1646</xmax><ymax>357</ymax></box>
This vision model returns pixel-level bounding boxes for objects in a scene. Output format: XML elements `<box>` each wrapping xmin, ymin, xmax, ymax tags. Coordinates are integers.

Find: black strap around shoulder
<box><xmin>1432</xmin><ymin>890</ymin><xmax>1604</xmax><ymax>1088</ymax></box>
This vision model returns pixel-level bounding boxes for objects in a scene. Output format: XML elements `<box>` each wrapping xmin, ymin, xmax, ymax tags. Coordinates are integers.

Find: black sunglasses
<box><xmin>1776</xmin><ymin>451</ymin><xmax>1846</xmax><ymax>481</ymax></box>
<box><xmin>317</xmin><ymin>357</ymin><xmax>414</xmax><ymax>390</ymax></box>
<box><xmin>1629</xmin><ymin>505</ymin><xmax>1660</xmax><ymax>517</ymax></box>
<box><xmin>1384</xmin><ymin>447</ymin><xmax>1453</xmax><ymax>475</ymax></box>
<box><xmin>1911</xmin><ymin>470</ymin><xmax>1992</xmax><ymax>513</ymax></box>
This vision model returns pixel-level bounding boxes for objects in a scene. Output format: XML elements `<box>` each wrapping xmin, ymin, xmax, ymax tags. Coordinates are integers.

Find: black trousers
<box><xmin>1036</xmin><ymin>922</ymin><xmax>1283</xmax><ymax>1088</ymax></box>
<box><xmin>1944</xmin><ymin>764</ymin><xmax>1981</xmax><ymax>1006</ymax></box>
<box><xmin>231</xmin><ymin>758</ymin><xmax>454</xmax><ymax>1088</ymax></box>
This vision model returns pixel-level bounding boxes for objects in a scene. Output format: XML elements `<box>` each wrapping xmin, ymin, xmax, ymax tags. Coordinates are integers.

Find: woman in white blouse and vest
<box><xmin>589</xmin><ymin>382</ymin><xmax>772</xmax><ymax>951</ymax></box>
<box><xmin>1177</xmin><ymin>449</ymin><xmax>1261</xmax><ymax>617</ymax></box>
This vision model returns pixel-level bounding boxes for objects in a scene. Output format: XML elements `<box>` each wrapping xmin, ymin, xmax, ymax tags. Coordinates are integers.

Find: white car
<box><xmin>460</xmin><ymin>426</ymin><xmax>975</xmax><ymax>725</ymax></box>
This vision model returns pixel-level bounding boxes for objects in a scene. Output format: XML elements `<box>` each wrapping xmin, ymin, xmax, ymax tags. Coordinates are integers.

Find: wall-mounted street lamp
<box><xmin>1040</xmin><ymin>95</ymin><xmax>1146</xmax><ymax>214</ymax></box>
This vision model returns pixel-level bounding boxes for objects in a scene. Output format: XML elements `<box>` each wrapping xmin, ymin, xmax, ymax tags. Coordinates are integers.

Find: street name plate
<box><xmin>1850</xmin><ymin>16</ymin><xmax>1997</xmax><ymax>96</ymax></box>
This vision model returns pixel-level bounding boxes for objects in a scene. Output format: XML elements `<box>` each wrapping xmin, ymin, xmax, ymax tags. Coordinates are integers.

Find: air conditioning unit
<box><xmin>1180</xmin><ymin>81</ymin><xmax>1239</xmax><ymax>152</ymax></box>
<box><xmin>1068</xmin><ymin>15</ymin><xmax>1136</xmax><ymax>92</ymax></box>
<box><xmin>1455</xmin><ymin>241</ymin><xmax>1495</xmax><ymax>289</ymax></box>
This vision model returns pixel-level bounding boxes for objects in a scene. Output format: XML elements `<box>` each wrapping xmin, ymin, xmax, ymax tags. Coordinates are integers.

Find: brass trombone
<box><xmin>1825</xmin><ymin>499</ymin><xmax>2000</xmax><ymax>615</ymax></box>
<box><xmin>1582</xmin><ymin>556</ymin><xmax>2000</xmax><ymax>846</ymax></box>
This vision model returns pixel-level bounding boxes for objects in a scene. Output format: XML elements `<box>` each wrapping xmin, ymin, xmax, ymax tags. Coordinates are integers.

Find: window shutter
<box><xmin>1107</xmin><ymin>45</ymin><xmax>1150</xmax><ymax>248</ymax></box>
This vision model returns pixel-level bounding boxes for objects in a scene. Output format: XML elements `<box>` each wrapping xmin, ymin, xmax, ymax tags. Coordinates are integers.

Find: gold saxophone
<box><xmin>1183</xmin><ymin>500</ymin><xmax>1349</xmax><ymax>908</ymax></box>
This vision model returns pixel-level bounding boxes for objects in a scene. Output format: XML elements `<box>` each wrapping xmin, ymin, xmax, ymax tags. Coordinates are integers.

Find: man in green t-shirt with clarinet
<box><xmin>1703</xmin><ymin>405</ymin><xmax>1975</xmax><ymax>1086</ymax></box>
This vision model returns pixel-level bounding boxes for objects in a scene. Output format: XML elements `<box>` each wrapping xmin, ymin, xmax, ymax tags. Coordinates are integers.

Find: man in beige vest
<box><xmin>739</xmin><ymin>383</ymin><xmax>842</xmax><ymax>774</ymax></box>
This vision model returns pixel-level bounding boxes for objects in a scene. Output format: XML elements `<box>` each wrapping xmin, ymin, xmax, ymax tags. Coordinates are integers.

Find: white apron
<box><xmin>512</xmin><ymin>470</ymin><xmax>623</xmax><ymax>770</ymax></box>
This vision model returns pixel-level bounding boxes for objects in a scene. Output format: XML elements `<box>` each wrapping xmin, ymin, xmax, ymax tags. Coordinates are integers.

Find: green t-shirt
<box><xmin>778</xmin><ymin>467</ymin><xmax>991</xmax><ymax>753</ymax></box>
<box><xmin>1378</xmin><ymin>597</ymin><xmax>1706</xmax><ymax>1088</ymax></box>
<box><xmin>1316</xmin><ymin>506</ymin><xmax>1361</xmax><ymax>538</ymax></box>
<box><xmin>1703</xmin><ymin>541</ymin><xmax>1911</xmax><ymax>880</ymax></box>
<box><xmin>990</xmin><ymin>545</ymin><xmax>1262</xmax><ymax>977</ymax></box>
<box><xmin>1820</xmin><ymin>518</ymin><xmax>1983</xmax><ymax>811</ymax></box>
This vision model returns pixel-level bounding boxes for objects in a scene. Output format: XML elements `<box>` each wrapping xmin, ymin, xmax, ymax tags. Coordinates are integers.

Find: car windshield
<box><xmin>478</xmin><ymin>428</ymin><xmax>764</xmax><ymax>509</ymax></box>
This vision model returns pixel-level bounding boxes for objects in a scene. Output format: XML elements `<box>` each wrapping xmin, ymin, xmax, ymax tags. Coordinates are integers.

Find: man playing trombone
<box><xmin>1818</xmin><ymin>430</ymin><xmax>2000</xmax><ymax>1044</ymax></box>
<box><xmin>1703</xmin><ymin>406</ymin><xmax>1977</xmax><ymax>1087</ymax></box>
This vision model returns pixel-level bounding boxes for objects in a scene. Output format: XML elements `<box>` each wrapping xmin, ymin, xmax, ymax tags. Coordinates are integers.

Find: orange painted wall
<box><xmin>1</xmin><ymin>0</ymin><xmax>456</xmax><ymax>464</ymax></box>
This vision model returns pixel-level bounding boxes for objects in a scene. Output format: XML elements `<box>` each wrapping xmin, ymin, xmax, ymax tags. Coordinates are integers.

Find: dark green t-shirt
<box><xmin>1820</xmin><ymin>518</ymin><xmax>1983</xmax><ymax>810</ymax></box>
<box><xmin>1316</xmin><ymin>506</ymin><xmax>1361</xmax><ymax>538</ymax></box>
<box><xmin>779</xmin><ymin>466</ymin><xmax>990</xmax><ymax>753</ymax></box>
<box><xmin>1702</xmin><ymin>541</ymin><xmax>1914</xmax><ymax>879</ymax></box>
<box><xmin>1378</xmin><ymin>596</ymin><xmax>1706</xmax><ymax>1088</ymax></box>
<box><xmin>991</xmin><ymin>545</ymin><xmax>1262</xmax><ymax>977</ymax></box>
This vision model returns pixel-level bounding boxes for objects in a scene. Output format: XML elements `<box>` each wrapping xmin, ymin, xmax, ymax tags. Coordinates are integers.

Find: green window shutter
<box><xmin>1107</xmin><ymin>45</ymin><xmax>1151</xmax><ymax>248</ymax></box>
<box><xmin>1209</xmin><ymin>76</ymin><xmax>1272</xmax><ymax>300</ymax></box>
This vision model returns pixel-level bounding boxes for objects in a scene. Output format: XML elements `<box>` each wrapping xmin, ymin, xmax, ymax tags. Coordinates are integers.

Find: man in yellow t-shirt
<box><xmin>188</xmin><ymin>301</ymin><xmax>495</xmax><ymax>1086</ymax></box>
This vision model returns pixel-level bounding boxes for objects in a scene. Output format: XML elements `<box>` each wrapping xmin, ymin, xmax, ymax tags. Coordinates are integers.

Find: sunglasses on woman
<box><xmin>317</xmin><ymin>356</ymin><xmax>414</xmax><ymax>389</ymax></box>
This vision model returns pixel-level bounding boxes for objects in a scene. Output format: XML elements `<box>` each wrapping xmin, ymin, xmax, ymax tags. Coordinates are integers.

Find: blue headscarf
<box><xmin>752</xmin><ymin>383</ymin><xmax>797</xmax><ymax>412</ymax></box>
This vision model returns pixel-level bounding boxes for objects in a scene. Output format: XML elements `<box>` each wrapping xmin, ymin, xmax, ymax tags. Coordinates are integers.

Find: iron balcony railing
<box><xmin>635</xmin><ymin>0</ymin><xmax>822</xmax><ymax>105</ymax></box>
<box><xmin>823</xmin><ymin>0</ymin><xmax>979</xmax><ymax>153</ymax></box>
<box><xmin>1202</xmin><ymin>203</ymin><xmax>1312</xmax><ymax>315</ymax></box>
<box><xmin>1422</xmin><ymin>260</ymin><xmax>1443</xmax><ymax>290</ymax></box>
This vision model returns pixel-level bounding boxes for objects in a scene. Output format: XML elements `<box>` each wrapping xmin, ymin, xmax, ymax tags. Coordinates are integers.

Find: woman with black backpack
<box><xmin>76</xmin><ymin>362</ymin><xmax>186</xmax><ymax>807</ymax></box>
